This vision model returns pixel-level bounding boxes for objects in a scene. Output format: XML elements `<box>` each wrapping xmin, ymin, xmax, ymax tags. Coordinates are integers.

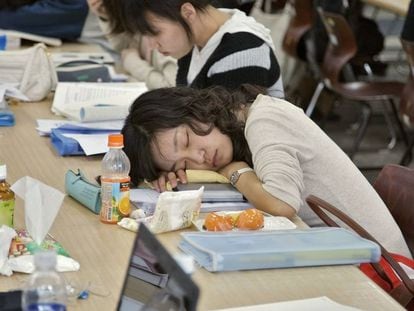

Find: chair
<box><xmin>281</xmin><ymin>0</ymin><xmax>314</xmax><ymax>93</ymax></box>
<box><xmin>305</xmin><ymin>9</ymin><xmax>408</xmax><ymax>159</ymax></box>
<box><xmin>281</xmin><ymin>0</ymin><xmax>314</xmax><ymax>59</ymax></box>
<box><xmin>399</xmin><ymin>39</ymin><xmax>414</xmax><ymax>165</ymax></box>
<box><xmin>373</xmin><ymin>164</ymin><xmax>414</xmax><ymax>257</ymax></box>
<box><xmin>306</xmin><ymin>195</ymin><xmax>414</xmax><ymax>309</ymax></box>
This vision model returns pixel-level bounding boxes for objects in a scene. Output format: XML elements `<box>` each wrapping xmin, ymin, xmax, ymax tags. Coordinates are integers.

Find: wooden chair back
<box><xmin>318</xmin><ymin>8</ymin><xmax>357</xmax><ymax>87</ymax></box>
<box><xmin>282</xmin><ymin>0</ymin><xmax>314</xmax><ymax>58</ymax></box>
<box><xmin>306</xmin><ymin>194</ymin><xmax>414</xmax><ymax>308</ymax></box>
<box><xmin>373</xmin><ymin>164</ymin><xmax>414</xmax><ymax>257</ymax></box>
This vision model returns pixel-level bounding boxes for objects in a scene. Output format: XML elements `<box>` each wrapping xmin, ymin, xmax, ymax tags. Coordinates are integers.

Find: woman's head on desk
<box><xmin>122</xmin><ymin>85</ymin><xmax>262</xmax><ymax>184</ymax></box>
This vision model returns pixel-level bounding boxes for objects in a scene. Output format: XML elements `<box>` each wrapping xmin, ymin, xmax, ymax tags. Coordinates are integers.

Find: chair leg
<box><xmin>388</xmin><ymin>98</ymin><xmax>410</xmax><ymax>146</ymax></box>
<box><xmin>381</xmin><ymin>101</ymin><xmax>398</xmax><ymax>150</ymax></box>
<box><xmin>349</xmin><ymin>102</ymin><xmax>372</xmax><ymax>159</ymax></box>
<box><xmin>305</xmin><ymin>82</ymin><xmax>324</xmax><ymax>117</ymax></box>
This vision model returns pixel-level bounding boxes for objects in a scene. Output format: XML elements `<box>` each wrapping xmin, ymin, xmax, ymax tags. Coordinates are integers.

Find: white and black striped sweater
<box><xmin>176</xmin><ymin>31</ymin><xmax>284</xmax><ymax>98</ymax></box>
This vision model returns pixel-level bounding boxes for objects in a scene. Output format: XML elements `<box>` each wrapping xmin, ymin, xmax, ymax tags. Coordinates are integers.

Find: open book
<box><xmin>51</xmin><ymin>82</ymin><xmax>148</xmax><ymax>122</ymax></box>
<box><xmin>0</xmin><ymin>29</ymin><xmax>62</xmax><ymax>47</ymax></box>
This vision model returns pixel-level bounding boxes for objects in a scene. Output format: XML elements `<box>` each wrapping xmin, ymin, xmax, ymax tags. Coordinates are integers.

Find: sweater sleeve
<box><xmin>0</xmin><ymin>0</ymin><xmax>88</xmax><ymax>40</ymax></box>
<box><xmin>245</xmin><ymin>96</ymin><xmax>305</xmax><ymax>211</ymax></box>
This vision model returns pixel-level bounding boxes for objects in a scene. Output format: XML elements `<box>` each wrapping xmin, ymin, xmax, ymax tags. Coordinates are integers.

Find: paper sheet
<box><xmin>62</xmin><ymin>133</ymin><xmax>110</xmax><ymax>155</ymax></box>
<box><xmin>213</xmin><ymin>297</ymin><xmax>362</xmax><ymax>311</ymax></box>
<box><xmin>36</xmin><ymin>119</ymin><xmax>123</xmax><ymax>136</ymax></box>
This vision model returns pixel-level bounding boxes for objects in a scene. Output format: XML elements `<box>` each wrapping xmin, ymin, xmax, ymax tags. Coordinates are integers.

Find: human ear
<box><xmin>180</xmin><ymin>2</ymin><xmax>196</xmax><ymax>23</ymax></box>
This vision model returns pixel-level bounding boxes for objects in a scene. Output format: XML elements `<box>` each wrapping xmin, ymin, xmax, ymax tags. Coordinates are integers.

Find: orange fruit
<box><xmin>118</xmin><ymin>196</ymin><xmax>131</xmax><ymax>216</ymax></box>
<box><xmin>235</xmin><ymin>209</ymin><xmax>264</xmax><ymax>230</ymax></box>
<box><xmin>203</xmin><ymin>212</ymin><xmax>234</xmax><ymax>231</ymax></box>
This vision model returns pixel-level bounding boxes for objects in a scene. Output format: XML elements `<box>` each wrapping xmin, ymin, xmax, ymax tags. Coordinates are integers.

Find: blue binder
<box><xmin>50</xmin><ymin>127</ymin><xmax>119</xmax><ymax>156</ymax></box>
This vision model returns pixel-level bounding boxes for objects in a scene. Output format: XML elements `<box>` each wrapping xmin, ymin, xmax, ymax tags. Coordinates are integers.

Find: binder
<box><xmin>50</xmin><ymin>127</ymin><xmax>118</xmax><ymax>156</ymax></box>
<box><xmin>179</xmin><ymin>227</ymin><xmax>381</xmax><ymax>272</ymax></box>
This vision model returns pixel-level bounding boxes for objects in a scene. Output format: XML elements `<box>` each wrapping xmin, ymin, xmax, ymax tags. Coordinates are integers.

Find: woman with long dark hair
<box><xmin>122</xmin><ymin>85</ymin><xmax>411</xmax><ymax>258</ymax></box>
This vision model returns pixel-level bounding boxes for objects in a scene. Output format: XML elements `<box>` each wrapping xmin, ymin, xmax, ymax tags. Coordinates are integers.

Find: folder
<box><xmin>50</xmin><ymin>127</ymin><xmax>118</xmax><ymax>156</ymax></box>
<box><xmin>179</xmin><ymin>227</ymin><xmax>381</xmax><ymax>272</ymax></box>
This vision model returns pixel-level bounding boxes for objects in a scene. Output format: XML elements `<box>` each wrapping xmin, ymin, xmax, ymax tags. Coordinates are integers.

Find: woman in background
<box><xmin>87</xmin><ymin>0</ymin><xmax>177</xmax><ymax>89</ymax></box>
<box><xmin>103</xmin><ymin>0</ymin><xmax>284</xmax><ymax>97</ymax></box>
<box><xmin>121</xmin><ymin>85</ymin><xmax>411</xmax><ymax>258</ymax></box>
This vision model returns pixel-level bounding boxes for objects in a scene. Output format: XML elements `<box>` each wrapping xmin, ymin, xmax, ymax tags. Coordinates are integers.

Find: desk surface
<box><xmin>363</xmin><ymin>0</ymin><xmax>410</xmax><ymax>16</ymax></box>
<box><xmin>0</xmin><ymin>60</ymin><xmax>405</xmax><ymax>311</ymax></box>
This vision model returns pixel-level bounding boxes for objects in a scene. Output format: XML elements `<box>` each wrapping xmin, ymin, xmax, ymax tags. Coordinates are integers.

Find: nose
<box><xmin>188</xmin><ymin>148</ymin><xmax>205</xmax><ymax>165</ymax></box>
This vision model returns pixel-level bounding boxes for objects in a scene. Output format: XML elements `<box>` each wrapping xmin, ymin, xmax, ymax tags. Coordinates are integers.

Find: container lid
<box><xmin>108</xmin><ymin>133</ymin><xmax>124</xmax><ymax>147</ymax></box>
<box><xmin>0</xmin><ymin>164</ymin><xmax>6</xmax><ymax>179</ymax></box>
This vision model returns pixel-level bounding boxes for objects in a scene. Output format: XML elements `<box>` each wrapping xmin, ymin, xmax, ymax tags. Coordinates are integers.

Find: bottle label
<box><xmin>0</xmin><ymin>199</ymin><xmax>14</xmax><ymax>227</ymax></box>
<box><xmin>100</xmin><ymin>177</ymin><xmax>130</xmax><ymax>223</ymax></box>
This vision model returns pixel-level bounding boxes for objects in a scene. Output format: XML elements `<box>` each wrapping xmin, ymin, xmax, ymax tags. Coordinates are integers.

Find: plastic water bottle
<box><xmin>22</xmin><ymin>251</ymin><xmax>67</xmax><ymax>311</ymax></box>
<box><xmin>100</xmin><ymin>133</ymin><xmax>131</xmax><ymax>224</ymax></box>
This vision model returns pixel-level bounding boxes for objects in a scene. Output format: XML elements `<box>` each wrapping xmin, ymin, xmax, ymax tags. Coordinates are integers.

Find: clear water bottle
<box><xmin>100</xmin><ymin>133</ymin><xmax>131</xmax><ymax>224</ymax></box>
<box><xmin>22</xmin><ymin>251</ymin><xmax>67</xmax><ymax>311</ymax></box>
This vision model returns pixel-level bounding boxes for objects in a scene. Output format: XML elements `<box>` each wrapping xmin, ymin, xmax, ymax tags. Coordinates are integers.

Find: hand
<box><xmin>87</xmin><ymin>0</ymin><xmax>108</xmax><ymax>19</ymax></box>
<box><xmin>151</xmin><ymin>169</ymin><xmax>188</xmax><ymax>192</ymax></box>
<box><xmin>218</xmin><ymin>161</ymin><xmax>251</xmax><ymax>181</ymax></box>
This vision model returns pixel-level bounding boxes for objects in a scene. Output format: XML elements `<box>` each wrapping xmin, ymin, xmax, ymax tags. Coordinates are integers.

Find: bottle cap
<box><xmin>0</xmin><ymin>164</ymin><xmax>7</xmax><ymax>179</ymax></box>
<box><xmin>108</xmin><ymin>134</ymin><xmax>124</xmax><ymax>147</ymax></box>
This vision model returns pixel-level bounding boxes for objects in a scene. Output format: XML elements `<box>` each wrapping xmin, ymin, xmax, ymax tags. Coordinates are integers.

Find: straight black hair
<box><xmin>102</xmin><ymin>0</ymin><xmax>212</xmax><ymax>37</ymax></box>
<box><xmin>122</xmin><ymin>85</ymin><xmax>265</xmax><ymax>184</ymax></box>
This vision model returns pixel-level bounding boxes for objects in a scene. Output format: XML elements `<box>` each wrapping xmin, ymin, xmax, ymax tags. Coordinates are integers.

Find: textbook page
<box><xmin>51</xmin><ymin>82</ymin><xmax>147</xmax><ymax>121</ymax></box>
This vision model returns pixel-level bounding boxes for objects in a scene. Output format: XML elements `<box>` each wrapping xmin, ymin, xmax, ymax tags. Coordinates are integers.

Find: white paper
<box><xmin>213</xmin><ymin>296</ymin><xmax>362</xmax><ymax>311</ymax></box>
<box><xmin>0</xmin><ymin>84</ymin><xmax>30</xmax><ymax>107</ymax></box>
<box><xmin>51</xmin><ymin>82</ymin><xmax>147</xmax><ymax>121</ymax></box>
<box><xmin>11</xmin><ymin>176</ymin><xmax>65</xmax><ymax>245</ymax></box>
<box><xmin>80</xmin><ymin>105</ymin><xmax>130</xmax><ymax>122</ymax></box>
<box><xmin>62</xmin><ymin>133</ymin><xmax>110</xmax><ymax>155</ymax></box>
<box><xmin>130</xmin><ymin>188</ymin><xmax>160</xmax><ymax>204</ymax></box>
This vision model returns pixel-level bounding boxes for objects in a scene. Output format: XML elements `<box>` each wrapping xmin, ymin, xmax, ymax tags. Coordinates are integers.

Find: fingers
<box><xmin>176</xmin><ymin>169</ymin><xmax>187</xmax><ymax>184</ymax></box>
<box><xmin>167</xmin><ymin>171</ymin><xmax>179</xmax><ymax>189</ymax></box>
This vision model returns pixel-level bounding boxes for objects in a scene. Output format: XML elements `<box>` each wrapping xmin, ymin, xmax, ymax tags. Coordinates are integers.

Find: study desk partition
<box><xmin>0</xmin><ymin>43</ymin><xmax>406</xmax><ymax>310</ymax></box>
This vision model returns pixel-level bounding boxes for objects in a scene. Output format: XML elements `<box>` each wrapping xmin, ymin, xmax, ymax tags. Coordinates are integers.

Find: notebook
<box><xmin>117</xmin><ymin>224</ymin><xmax>199</xmax><ymax>311</ymax></box>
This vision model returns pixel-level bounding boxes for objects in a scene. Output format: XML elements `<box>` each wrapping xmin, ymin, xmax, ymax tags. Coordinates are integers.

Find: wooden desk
<box><xmin>363</xmin><ymin>0</ymin><xmax>410</xmax><ymax>17</ymax></box>
<box><xmin>0</xmin><ymin>94</ymin><xmax>405</xmax><ymax>310</ymax></box>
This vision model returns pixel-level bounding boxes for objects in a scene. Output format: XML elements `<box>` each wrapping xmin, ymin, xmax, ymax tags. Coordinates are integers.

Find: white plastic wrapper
<box><xmin>0</xmin><ymin>225</ymin><xmax>17</xmax><ymax>276</ymax></box>
<box><xmin>148</xmin><ymin>187</ymin><xmax>203</xmax><ymax>234</ymax></box>
<box><xmin>8</xmin><ymin>254</ymin><xmax>80</xmax><ymax>274</ymax></box>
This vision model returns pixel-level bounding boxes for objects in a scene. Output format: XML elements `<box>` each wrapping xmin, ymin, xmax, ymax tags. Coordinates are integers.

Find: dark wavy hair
<box><xmin>102</xmin><ymin>0</ymin><xmax>211</xmax><ymax>37</ymax></box>
<box><xmin>122</xmin><ymin>84</ymin><xmax>265</xmax><ymax>184</ymax></box>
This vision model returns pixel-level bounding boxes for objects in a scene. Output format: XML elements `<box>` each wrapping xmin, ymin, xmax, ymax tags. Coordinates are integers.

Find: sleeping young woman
<box><xmin>121</xmin><ymin>85</ymin><xmax>411</xmax><ymax>258</ymax></box>
<box><xmin>101</xmin><ymin>0</ymin><xmax>284</xmax><ymax>97</ymax></box>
